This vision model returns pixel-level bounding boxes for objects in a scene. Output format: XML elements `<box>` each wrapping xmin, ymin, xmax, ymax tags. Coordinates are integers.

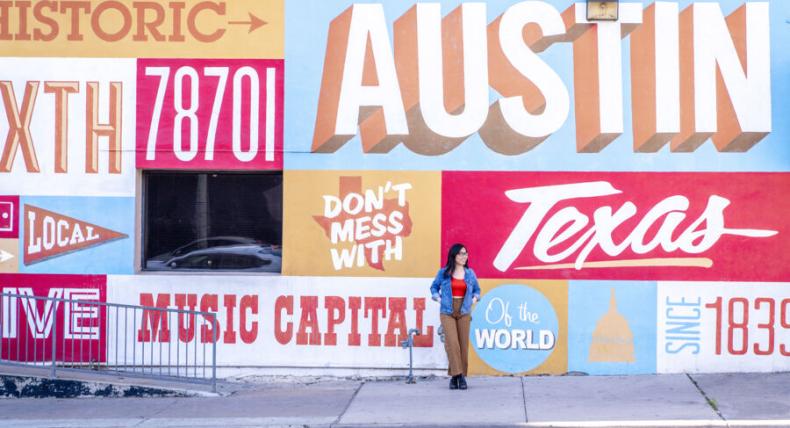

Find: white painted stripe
<box><xmin>265</xmin><ymin>66</ymin><xmax>276</xmax><ymax>162</ymax></box>
<box><xmin>525</xmin><ymin>420</ymin><xmax>790</xmax><ymax>427</ymax></box>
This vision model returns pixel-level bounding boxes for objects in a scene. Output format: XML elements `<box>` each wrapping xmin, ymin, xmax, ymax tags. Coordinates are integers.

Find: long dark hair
<box><xmin>443</xmin><ymin>243</ymin><xmax>468</xmax><ymax>277</ymax></box>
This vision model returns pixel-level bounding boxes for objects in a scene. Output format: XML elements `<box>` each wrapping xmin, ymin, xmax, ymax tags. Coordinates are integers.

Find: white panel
<box><xmin>106</xmin><ymin>275</ymin><xmax>446</xmax><ymax>369</ymax></box>
<box><xmin>657</xmin><ymin>282</ymin><xmax>790</xmax><ymax>373</ymax></box>
<box><xmin>0</xmin><ymin>58</ymin><xmax>136</xmax><ymax>197</ymax></box>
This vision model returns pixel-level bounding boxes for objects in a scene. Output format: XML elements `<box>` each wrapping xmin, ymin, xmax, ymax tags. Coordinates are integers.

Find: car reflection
<box><xmin>146</xmin><ymin>236</ymin><xmax>281</xmax><ymax>272</ymax></box>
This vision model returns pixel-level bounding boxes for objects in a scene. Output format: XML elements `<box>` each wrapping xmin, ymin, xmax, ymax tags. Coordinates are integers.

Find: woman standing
<box><xmin>430</xmin><ymin>243</ymin><xmax>481</xmax><ymax>390</ymax></box>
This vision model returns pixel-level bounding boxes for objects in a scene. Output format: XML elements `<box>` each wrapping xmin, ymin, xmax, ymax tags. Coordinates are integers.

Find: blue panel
<box><xmin>18</xmin><ymin>196</ymin><xmax>134</xmax><ymax>275</ymax></box>
<box><xmin>568</xmin><ymin>280</ymin><xmax>657</xmax><ymax>375</ymax></box>
<box><xmin>285</xmin><ymin>0</ymin><xmax>790</xmax><ymax>172</ymax></box>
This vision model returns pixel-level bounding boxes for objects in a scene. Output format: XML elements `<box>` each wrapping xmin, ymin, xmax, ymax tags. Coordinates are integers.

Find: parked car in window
<box><xmin>145</xmin><ymin>236</ymin><xmax>281</xmax><ymax>272</ymax></box>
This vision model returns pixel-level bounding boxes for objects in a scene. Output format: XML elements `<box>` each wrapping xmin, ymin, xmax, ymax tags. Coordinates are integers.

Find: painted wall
<box><xmin>1</xmin><ymin>0</ymin><xmax>789</xmax><ymax>376</ymax></box>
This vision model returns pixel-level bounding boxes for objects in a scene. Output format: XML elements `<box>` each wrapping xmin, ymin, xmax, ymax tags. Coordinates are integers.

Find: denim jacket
<box><xmin>429</xmin><ymin>267</ymin><xmax>481</xmax><ymax>315</ymax></box>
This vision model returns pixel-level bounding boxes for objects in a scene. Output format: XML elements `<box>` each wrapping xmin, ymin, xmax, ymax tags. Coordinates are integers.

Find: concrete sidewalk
<box><xmin>1</xmin><ymin>372</ymin><xmax>789</xmax><ymax>428</ymax></box>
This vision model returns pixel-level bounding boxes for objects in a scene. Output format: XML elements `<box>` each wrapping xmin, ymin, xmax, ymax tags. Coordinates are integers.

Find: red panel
<box><xmin>136</xmin><ymin>59</ymin><xmax>284</xmax><ymax>170</ymax></box>
<box><xmin>442</xmin><ymin>172</ymin><xmax>790</xmax><ymax>281</ymax></box>
<box><xmin>0</xmin><ymin>274</ymin><xmax>107</xmax><ymax>363</ymax></box>
<box><xmin>0</xmin><ymin>195</ymin><xmax>19</xmax><ymax>239</ymax></box>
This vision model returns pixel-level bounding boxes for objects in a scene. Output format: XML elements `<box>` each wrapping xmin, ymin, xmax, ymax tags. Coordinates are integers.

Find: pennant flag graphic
<box><xmin>23</xmin><ymin>205</ymin><xmax>128</xmax><ymax>265</ymax></box>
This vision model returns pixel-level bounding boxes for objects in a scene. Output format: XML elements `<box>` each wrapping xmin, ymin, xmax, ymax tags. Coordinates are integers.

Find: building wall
<box><xmin>1</xmin><ymin>0</ymin><xmax>788</xmax><ymax>376</ymax></box>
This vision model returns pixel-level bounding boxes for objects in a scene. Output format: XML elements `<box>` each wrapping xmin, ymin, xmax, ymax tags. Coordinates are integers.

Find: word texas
<box><xmin>314</xmin><ymin>2</ymin><xmax>771</xmax><ymax>155</ymax></box>
<box><xmin>494</xmin><ymin>181</ymin><xmax>777</xmax><ymax>271</ymax></box>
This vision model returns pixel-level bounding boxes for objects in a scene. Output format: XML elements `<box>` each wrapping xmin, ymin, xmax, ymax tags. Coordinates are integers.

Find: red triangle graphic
<box><xmin>23</xmin><ymin>204</ymin><xmax>128</xmax><ymax>265</ymax></box>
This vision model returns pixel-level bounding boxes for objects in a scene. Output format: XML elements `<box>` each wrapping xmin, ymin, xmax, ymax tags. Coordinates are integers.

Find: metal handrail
<box><xmin>0</xmin><ymin>291</ymin><xmax>218</xmax><ymax>392</ymax></box>
<box><xmin>401</xmin><ymin>328</ymin><xmax>421</xmax><ymax>384</ymax></box>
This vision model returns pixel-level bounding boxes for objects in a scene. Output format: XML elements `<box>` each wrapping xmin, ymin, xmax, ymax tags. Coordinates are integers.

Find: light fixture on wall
<box><xmin>587</xmin><ymin>0</ymin><xmax>619</xmax><ymax>21</ymax></box>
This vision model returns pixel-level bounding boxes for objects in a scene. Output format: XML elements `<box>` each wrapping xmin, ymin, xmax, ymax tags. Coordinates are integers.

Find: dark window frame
<box><xmin>141</xmin><ymin>170</ymin><xmax>283</xmax><ymax>274</ymax></box>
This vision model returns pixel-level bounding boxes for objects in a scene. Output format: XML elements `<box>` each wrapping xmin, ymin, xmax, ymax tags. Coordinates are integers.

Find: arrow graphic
<box><xmin>228</xmin><ymin>12</ymin><xmax>267</xmax><ymax>33</ymax></box>
<box><xmin>0</xmin><ymin>249</ymin><xmax>14</xmax><ymax>263</ymax></box>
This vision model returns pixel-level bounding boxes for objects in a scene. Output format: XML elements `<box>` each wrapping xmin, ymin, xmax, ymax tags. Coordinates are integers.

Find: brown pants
<box><xmin>440</xmin><ymin>298</ymin><xmax>471</xmax><ymax>376</ymax></box>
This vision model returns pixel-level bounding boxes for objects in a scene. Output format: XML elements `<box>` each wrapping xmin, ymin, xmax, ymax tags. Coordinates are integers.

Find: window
<box><xmin>143</xmin><ymin>172</ymin><xmax>282</xmax><ymax>273</ymax></box>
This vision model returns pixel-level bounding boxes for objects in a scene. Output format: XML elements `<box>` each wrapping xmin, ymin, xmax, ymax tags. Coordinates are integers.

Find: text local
<box><xmin>314</xmin><ymin>2</ymin><xmax>771</xmax><ymax>155</ymax></box>
<box><xmin>26</xmin><ymin>210</ymin><xmax>100</xmax><ymax>255</ymax></box>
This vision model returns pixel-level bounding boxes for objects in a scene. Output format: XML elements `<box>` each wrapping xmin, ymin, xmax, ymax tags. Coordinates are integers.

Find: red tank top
<box><xmin>451</xmin><ymin>277</ymin><xmax>466</xmax><ymax>297</ymax></box>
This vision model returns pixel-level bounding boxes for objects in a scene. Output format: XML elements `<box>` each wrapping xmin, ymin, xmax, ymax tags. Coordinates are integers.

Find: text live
<box><xmin>0</xmin><ymin>274</ymin><xmax>107</xmax><ymax>363</ymax></box>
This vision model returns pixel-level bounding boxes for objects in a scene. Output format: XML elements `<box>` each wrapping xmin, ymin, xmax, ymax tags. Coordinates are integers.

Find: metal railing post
<box><xmin>51</xmin><ymin>303</ymin><xmax>57</xmax><ymax>378</ymax></box>
<box><xmin>1</xmin><ymin>294</ymin><xmax>4</xmax><ymax>364</ymax></box>
<box><xmin>212</xmin><ymin>315</ymin><xmax>217</xmax><ymax>393</ymax></box>
<box><xmin>401</xmin><ymin>328</ymin><xmax>420</xmax><ymax>384</ymax></box>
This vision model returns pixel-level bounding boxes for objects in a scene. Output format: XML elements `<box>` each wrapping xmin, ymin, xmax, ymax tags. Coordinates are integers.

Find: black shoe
<box><xmin>458</xmin><ymin>375</ymin><xmax>467</xmax><ymax>390</ymax></box>
<box><xmin>449</xmin><ymin>375</ymin><xmax>459</xmax><ymax>390</ymax></box>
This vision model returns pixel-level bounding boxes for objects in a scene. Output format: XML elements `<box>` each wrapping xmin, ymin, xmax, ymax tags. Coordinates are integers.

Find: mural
<box><xmin>0</xmin><ymin>0</ymin><xmax>787</xmax><ymax>376</ymax></box>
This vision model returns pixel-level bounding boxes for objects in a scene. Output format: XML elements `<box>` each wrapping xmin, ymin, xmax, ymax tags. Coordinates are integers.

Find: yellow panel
<box><xmin>283</xmin><ymin>170</ymin><xmax>441</xmax><ymax>277</ymax></box>
<box><xmin>0</xmin><ymin>0</ymin><xmax>283</xmax><ymax>58</ymax></box>
<box><xmin>468</xmin><ymin>279</ymin><xmax>568</xmax><ymax>376</ymax></box>
<box><xmin>0</xmin><ymin>239</ymin><xmax>19</xmax><ymax>273</ymax></box>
